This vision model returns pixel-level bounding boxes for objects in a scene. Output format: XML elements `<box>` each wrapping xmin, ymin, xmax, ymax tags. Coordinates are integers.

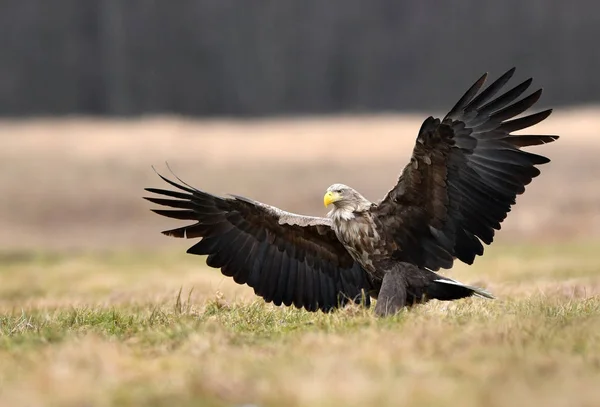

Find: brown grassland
<box><xmin>1</xmin><ymin>109</ymin><xmax>600</xmax><ymax>406</ymax></box>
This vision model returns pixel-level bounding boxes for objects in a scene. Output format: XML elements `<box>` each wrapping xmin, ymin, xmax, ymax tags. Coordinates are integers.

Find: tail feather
<box><xmin>429</xmin><ymin>277</ymin><xmax>495</xmax><ymax>301</ymax></box>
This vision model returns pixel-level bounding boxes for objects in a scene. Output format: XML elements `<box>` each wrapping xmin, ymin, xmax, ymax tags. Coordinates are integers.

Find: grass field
<box><xmin>1</xmin><ymin>112</ymin><xmax>600</xmax><ymax>406</ymax></box>
<box><xmin>1</xmin><ymin>242</ymin><xmax>600</xmax><ymax>407</ymax></box>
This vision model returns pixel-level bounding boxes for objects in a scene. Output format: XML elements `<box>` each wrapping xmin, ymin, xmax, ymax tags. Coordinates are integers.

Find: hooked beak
<box><xmin>324</xmin><ymin>191</ymin><xmax>341</xmax><ymax>207</ymax></box>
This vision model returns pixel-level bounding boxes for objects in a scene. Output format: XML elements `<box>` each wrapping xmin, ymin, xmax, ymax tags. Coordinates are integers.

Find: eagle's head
<box><xmin>324</xmin><ymin>184</ymin><xmax>372</xmax><ymax>213</ymax></box>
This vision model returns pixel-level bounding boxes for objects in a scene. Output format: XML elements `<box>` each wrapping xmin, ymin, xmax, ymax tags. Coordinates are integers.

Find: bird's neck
<box><xmin>328</xmin><ymin>207</ymin><xmax>356</xmax><ymax>222</ymax></box>
<box><xmin>327</xmin><ymin>201</ymin><xmax>372</xmax><ymax>222</ymax></box>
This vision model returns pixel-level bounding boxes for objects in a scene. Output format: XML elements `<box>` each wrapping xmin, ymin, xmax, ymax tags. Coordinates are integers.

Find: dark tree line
<box><xmin>1</xmin><ymin>0</ymin><xmax>599</xmax><ymax>117</ymax></box>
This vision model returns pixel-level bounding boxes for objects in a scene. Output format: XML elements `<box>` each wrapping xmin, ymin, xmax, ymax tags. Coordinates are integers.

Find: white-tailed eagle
<box><xmin>144</xmin><ymin>68</ymin><xmax>557</xmax><ymax>316</ymax></box>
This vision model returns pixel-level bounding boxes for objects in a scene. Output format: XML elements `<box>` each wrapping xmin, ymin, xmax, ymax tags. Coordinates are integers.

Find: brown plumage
<box><xmin>144</xmin><ymin>68</ymin><xmax>558</xmax><ymax>316</ymax></box>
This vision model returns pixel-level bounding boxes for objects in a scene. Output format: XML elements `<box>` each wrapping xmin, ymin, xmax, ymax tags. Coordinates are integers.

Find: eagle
<box><xmin>144</xmin><ymin>68</ymin><xmax>558</xmax><ymax>316</ymax></box>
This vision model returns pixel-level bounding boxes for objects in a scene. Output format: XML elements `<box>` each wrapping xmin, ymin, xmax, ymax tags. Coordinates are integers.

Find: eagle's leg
<box><xmin>374</xmin><ymin>268</ymin><xmax>407</xmax><ymax>317</ymax></box>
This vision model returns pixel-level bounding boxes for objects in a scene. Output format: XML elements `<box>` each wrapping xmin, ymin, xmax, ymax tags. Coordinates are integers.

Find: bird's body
<box><xmin>145</xmin><ymin>68</ymin><xmax>558</xmax><ymax>316</ymax></box>
<box><xmin>324</xmin><ymin>185</ymin><xmax>495</xmax><ymax>315</ymax></box>
<box><xmin>326</xmin><ymin>190</ymin><xmax>382</xmax><ymax>276</ymax></box>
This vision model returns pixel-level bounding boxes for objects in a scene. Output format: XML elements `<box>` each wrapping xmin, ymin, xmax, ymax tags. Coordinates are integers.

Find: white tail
<box><xmin>433</xmin><ymin>278</ymin><xmax>495</xmax><ymax>299</ymax></box>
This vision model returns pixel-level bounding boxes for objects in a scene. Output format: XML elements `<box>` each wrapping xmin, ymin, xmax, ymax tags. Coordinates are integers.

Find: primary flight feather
<box><xmin>144</xmin><ymin>68</ymin><xmax>558</xmax><ymax>316</ymax></box>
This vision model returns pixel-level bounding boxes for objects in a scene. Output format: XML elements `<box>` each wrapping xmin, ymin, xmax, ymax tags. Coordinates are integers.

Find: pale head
<box><xmin>323</xmin><ymin>184</ymin><xmax>372</xmax><ymax>212</ymax></box>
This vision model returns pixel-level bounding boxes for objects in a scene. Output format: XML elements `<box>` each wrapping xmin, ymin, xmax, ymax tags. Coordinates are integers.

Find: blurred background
<box><xmin>1</xmin><ymin>0</ymin><xmax>599</xmax><ymax>253</ymax></box>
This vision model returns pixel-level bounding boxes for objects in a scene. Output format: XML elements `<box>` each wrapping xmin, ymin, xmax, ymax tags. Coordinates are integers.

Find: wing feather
<box><xmin>375</xmin><ymin>68</ymin><xmax>558</xmax><ymax>271</ymax></box>
<box><xmin>144</xmin><ymin>172</ymin><xmax>373</xmax><ymax>312</ymax></box>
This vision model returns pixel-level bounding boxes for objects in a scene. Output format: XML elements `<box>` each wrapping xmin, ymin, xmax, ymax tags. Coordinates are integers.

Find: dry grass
<box><xmin>1</xmin><ymin>242</ymin><xmax>600</xmax><ymax>407</ymax></box>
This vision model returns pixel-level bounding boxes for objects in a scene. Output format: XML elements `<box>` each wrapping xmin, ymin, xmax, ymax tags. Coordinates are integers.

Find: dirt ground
<box><xmin>1</xmin><ymin>107</ymin><xmax>599</xmax><ymax>252</ymax></box>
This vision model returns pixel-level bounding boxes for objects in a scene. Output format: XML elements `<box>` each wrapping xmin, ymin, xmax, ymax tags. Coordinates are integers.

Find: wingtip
<box><xmin>150</xmin><ymin>165</ymin><xmax>161</xmax><ymax>176</ymax></box>
<box><xmin>539</xmin><ymin>108</ymin><xmax>553</xmax><ymax>120</ymax></box>
<box><xmin>500</xmin><ymin>67</ymin><xmax>517</xmax><ymax>80</ymax></box>
<box><xmin>161</xmin><ymin>229</ymin><xmax>185</xmax><ymax>238</ymax></box>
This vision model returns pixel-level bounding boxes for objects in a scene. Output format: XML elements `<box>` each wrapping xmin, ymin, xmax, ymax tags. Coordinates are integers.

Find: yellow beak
<box><xmin>324</xmin><ymin>191</ymin><xmax>340</xmax><ymax>207</ymax></box>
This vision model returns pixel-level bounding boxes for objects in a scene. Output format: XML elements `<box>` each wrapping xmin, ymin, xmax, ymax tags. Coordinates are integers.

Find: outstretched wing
<box><xmin>374</xmin><ymin>68</ymin><xmax>558</xmax><ymax>271</ymax></box>
<box><xmin>144</xmin><ymin>171</ymin><xmax>372</xmax><ymax>312</ymax></box>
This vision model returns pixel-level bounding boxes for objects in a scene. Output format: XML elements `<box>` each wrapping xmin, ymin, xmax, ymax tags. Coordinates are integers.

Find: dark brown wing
<box><xmin>374</xmin><ymin>68</ymin><xmax>558</xmax><ymax>271</ymax></box>
<box><xmin>144</xmin><ymin>171</ymin><xmax>372</xmax><ymax>312</ymax></box>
